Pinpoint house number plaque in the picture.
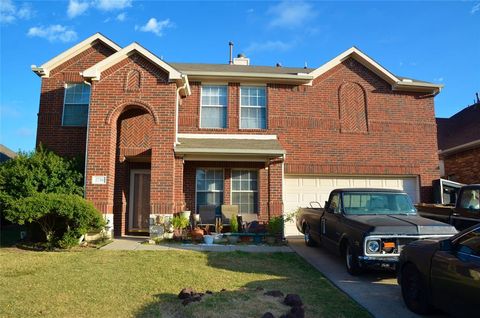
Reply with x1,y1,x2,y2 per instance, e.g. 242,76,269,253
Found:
92,176,107,185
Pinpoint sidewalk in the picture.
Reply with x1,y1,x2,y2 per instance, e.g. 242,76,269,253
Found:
101,237,293,253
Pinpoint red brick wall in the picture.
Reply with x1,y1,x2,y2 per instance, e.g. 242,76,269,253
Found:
443,147,480,184
179,59,439,201
84,53,177,221
36,41,116,157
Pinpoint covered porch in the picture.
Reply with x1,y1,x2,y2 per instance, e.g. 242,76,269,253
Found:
175,134,286,225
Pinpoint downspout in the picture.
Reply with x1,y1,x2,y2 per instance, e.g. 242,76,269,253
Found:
82,79,92,197
175,75,188,145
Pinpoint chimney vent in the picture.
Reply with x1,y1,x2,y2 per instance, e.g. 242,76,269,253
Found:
233,53,250,66
228,41,234,65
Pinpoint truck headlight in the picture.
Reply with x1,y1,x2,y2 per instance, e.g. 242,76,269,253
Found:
367,240,380,253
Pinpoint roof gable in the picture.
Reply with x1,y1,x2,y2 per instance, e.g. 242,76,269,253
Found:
82,42,183,81
309,47,443,93
31,33,121,77
82,42,190,96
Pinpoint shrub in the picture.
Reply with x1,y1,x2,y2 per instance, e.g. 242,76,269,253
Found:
171,215,189,230
0,146,83,212
230,215,239,233
267,216,284,236
4,193,104,248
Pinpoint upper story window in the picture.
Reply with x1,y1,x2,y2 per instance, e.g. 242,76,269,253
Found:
240,86,266,129
63,83,90,127
200,85,227,128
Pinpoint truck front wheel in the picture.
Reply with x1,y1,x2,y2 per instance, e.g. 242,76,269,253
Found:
344,242,361,275
303,224,316,247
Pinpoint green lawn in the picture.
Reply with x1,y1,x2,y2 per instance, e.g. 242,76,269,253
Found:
0,248,370,318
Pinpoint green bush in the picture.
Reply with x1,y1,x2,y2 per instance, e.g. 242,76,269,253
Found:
267,216,284,236
4,193,104,248
230,215,239,233
0,145,83,212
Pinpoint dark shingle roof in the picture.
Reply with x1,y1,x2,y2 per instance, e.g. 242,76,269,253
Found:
175,137,285,156
169,62,314,75
436,102,480,150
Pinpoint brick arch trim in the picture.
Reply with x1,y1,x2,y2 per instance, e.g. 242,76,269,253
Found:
338,81,368,133
105,99,159,125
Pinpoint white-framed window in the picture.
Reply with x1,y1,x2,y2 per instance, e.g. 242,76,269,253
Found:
232,169,258,214
62,83,90,126
240,86,266,129
200,85,227,128
196,168,224,213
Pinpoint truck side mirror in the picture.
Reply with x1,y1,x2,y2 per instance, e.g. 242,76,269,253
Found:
438,239,453,252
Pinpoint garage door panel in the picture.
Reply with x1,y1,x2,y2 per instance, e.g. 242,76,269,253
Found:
284,175,419,236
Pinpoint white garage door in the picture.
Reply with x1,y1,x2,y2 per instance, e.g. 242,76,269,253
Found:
283,175,419,236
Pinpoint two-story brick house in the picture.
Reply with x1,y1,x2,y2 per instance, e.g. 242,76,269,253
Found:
32,33,443,236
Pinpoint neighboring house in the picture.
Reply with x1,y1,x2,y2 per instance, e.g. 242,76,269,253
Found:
31,33,443,236
437,99,480,184
0,144,17,163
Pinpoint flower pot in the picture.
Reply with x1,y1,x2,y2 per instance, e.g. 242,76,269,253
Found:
253,235,264,244
266,236,276,245
203,235,214,245
212,233,223,244
227,234,239,244
181,210,191,220
173,229,183,240
163,232,173,239
191,227,204,242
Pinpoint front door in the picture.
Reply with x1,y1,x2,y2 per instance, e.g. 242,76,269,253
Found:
129,170,151,232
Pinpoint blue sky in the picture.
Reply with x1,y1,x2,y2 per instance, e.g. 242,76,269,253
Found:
1,0,479,152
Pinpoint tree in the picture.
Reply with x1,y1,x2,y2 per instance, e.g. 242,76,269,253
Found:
0,145,83,211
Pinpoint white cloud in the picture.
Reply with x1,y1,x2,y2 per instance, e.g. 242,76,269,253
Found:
116,12,126,21
1,0,34,24
245,40,294,53
267,0,317,28
96,0,132,11
135,18,172,36
471,3,480,14
27,25,78,43
434,77,444,83
67,0,90,18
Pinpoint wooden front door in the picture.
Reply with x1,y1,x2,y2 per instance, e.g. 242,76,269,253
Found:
129,170,151,232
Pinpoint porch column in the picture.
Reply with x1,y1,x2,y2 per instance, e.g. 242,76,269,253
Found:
268,158,284,218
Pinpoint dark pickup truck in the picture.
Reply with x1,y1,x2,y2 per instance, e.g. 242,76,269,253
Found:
296,188,458,275
417,184,480,231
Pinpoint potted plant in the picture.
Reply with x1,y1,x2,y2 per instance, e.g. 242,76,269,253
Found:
203,234,214,245
191,227,204,242
227,216,239,244
171,215,189,240
267,216,284,244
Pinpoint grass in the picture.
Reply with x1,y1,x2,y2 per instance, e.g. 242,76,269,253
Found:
0,249,371,318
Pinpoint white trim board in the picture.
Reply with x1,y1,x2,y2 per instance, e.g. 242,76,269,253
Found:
177,133,277,140
31,33,121,78
82,42,183,81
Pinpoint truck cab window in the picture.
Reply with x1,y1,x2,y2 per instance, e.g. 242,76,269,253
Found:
460,190,480,211
330,194,341,214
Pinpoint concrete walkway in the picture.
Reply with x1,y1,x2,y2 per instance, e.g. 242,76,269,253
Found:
101,237,293,253
288,238,448,318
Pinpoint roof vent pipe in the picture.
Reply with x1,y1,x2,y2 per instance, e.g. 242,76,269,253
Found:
229,41,234,65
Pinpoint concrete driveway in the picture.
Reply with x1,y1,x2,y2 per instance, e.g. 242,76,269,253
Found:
288,238,448,318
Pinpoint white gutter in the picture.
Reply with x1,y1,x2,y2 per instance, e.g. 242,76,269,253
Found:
83,80,92,197
175,75,190,145
439,139,480,156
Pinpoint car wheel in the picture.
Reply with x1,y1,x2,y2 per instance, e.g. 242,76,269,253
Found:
401,263,431,314
345,242,361,275
303,224,316,247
